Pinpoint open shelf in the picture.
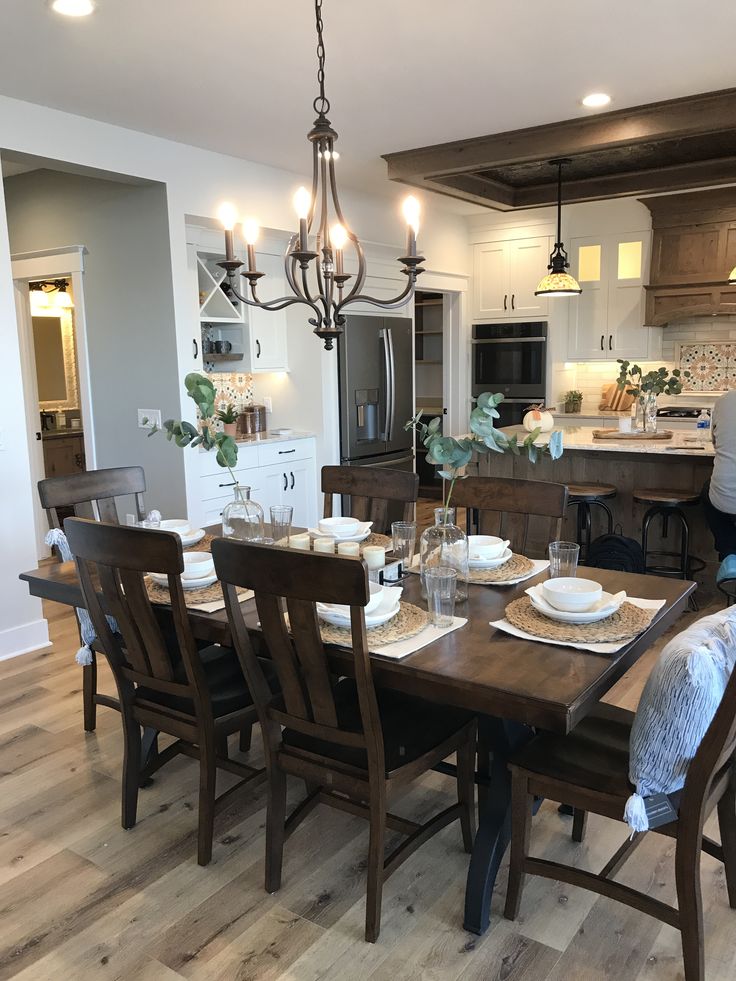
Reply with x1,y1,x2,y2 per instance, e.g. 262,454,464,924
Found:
197,251,243,324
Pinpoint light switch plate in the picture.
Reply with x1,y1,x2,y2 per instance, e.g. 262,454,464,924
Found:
263,396,272,413
138,409,161,429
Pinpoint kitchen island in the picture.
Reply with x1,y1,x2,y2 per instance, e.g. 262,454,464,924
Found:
483,426,717,577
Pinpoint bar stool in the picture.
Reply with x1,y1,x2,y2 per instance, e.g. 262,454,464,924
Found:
717,555,736,607
633,487,703,608
567,483,616,562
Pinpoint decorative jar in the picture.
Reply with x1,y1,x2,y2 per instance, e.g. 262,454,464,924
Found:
222,484,264,541
419,506,468,602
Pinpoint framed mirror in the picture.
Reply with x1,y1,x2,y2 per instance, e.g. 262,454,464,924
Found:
32,309,80,411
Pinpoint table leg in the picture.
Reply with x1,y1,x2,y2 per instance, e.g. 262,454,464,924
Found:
463,715,535,935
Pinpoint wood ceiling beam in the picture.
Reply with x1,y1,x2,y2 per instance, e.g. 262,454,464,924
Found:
382,88,736,190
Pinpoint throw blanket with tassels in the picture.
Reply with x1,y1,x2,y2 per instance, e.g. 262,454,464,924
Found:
45,529,119,666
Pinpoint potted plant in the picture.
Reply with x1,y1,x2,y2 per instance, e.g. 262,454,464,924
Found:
217,402,238,438
616,360,689,433
563,390,583,414
405,392,563,598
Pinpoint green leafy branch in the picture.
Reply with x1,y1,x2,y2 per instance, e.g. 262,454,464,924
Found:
405,392,564,516
616,359,691,399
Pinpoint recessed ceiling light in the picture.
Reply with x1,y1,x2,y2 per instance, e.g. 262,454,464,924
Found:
581,92,611,109
50,0,96,16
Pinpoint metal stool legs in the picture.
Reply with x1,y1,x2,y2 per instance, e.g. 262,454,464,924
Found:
641,504,699,611
570,499,614,562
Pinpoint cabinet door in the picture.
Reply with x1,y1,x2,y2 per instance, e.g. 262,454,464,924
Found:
508,237,549,317
248,253,288,372
609,236,651,359
567,239,609,360
472,243,509,319
257,464,288,517
284,457,318,529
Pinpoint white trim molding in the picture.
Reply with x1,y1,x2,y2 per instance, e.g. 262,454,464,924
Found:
0,618,50,661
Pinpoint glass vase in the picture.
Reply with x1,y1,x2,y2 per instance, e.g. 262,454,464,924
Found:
644,392,658,433
419,506,468,603
633,396,646,433
222,484,264,541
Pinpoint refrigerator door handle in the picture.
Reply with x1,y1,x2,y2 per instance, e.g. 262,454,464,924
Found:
386,327,396,443
380,327,392,441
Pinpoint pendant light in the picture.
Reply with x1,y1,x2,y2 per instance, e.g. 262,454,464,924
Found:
535,158,582,298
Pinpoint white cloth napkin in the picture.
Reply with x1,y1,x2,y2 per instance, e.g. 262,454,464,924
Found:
489,597,666,655
187,589,254,613
367,616,467,660
408,556,549,586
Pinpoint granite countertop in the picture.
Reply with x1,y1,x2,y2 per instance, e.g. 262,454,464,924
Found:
503,425,715,457
41,429,84,441
233,430,314,446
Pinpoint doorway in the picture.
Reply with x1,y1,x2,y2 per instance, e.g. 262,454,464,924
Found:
12,250,94,558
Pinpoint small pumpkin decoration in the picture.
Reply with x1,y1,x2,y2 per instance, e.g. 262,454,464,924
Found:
523,403,554,433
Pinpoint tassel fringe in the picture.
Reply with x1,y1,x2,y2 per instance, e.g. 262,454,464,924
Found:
624,792,649,835
75,645,93,667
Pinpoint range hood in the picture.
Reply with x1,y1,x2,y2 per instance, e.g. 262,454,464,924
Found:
641,188,736,325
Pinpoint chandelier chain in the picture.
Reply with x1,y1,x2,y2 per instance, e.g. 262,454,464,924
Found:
312,0,330,116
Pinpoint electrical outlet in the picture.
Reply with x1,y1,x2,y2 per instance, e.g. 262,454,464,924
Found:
138,409,161,429
126,514,136,526
263,396,272,413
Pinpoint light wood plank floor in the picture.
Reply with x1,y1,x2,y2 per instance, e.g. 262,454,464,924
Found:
2,585,735,980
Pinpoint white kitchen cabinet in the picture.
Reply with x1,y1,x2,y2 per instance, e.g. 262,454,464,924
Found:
472,237,550,320
248,252,289,372
260,457,318,529
567,233,660,361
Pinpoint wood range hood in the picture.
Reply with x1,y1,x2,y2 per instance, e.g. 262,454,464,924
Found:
640,188,736,326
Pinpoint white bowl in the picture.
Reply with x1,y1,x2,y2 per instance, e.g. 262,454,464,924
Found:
468,535,510,560
161,518,192,537
182,551,215,580
542,577,603,613
365,581,384,614
318,516,360,537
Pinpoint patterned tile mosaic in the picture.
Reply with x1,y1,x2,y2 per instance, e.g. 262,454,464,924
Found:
679,343,736,391
209,371,255,409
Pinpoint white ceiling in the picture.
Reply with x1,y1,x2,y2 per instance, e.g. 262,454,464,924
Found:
1,0,733,208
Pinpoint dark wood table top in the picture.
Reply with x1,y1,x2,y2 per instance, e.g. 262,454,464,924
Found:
20,527,695,734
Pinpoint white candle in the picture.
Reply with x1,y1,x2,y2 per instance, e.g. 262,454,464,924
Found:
362,545,385,570
289,533,311,550
314,537,335,554
337,541,360,557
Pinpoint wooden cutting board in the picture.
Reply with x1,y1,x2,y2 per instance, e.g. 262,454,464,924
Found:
592,428,674,440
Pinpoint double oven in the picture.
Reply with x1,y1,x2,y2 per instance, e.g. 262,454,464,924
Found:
471,322,548,428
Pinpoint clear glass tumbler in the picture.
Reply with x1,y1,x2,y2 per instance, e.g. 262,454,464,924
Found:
425,566,458,628
548,541,580,578
270,505,293,546
391,521,417,570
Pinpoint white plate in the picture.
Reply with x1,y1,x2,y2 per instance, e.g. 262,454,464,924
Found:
468,547,513,570
148,571,218,591
180,528,206,547
318,586,402,628
308,522,372,543
526,585,625,624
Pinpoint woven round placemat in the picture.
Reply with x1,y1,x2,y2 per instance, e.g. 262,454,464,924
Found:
184,534,215,552
468,553,534,584
318,601,430,647
504,596,656,644
145,577,249,609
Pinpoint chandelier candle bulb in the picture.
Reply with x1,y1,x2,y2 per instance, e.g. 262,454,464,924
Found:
243,218,259,272
402,196,421,258
294,186,311,253
218,203,239,262
331,224,347,276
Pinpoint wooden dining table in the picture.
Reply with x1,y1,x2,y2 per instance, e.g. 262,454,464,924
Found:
19,524,695,935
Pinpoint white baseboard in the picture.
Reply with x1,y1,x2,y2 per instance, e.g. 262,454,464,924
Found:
0,618,51,660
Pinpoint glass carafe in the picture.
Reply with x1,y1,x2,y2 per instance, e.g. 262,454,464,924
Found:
222,484,264,541
419,506,468,602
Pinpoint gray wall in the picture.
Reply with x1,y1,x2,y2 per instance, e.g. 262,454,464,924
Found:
4,169,186,516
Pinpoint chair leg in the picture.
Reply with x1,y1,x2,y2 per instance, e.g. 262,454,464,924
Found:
197,737,217,867
365,785,387,943
265,765,287,893
456,735,477,854
717,781,736,909
504,769,532,921
215,731,229,759
239,723,253,753
675,830,706,981
572,808,588,843
121,711,141,830
83,657,97,732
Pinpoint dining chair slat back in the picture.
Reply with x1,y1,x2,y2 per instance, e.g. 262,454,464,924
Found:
64,517,263,867
37,466,148,733
452,475,568,556
321,465,419,535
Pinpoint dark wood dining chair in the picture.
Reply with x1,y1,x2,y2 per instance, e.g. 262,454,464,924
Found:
451,475,568,557
503,688,736,981
321,465,420,536
64,517,264,866
38,466,148,732
212,539,477,942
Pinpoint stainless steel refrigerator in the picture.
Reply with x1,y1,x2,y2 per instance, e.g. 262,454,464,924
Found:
338,315,415,478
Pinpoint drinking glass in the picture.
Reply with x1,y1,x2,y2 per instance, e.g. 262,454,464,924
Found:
270,505,293,546
425,566,457,628
391,521,417,570
548,541,580,578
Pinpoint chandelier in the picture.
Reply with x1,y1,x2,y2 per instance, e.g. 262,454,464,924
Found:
217,0,425,350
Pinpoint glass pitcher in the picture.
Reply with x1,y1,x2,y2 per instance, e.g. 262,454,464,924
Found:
419,506,469,602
